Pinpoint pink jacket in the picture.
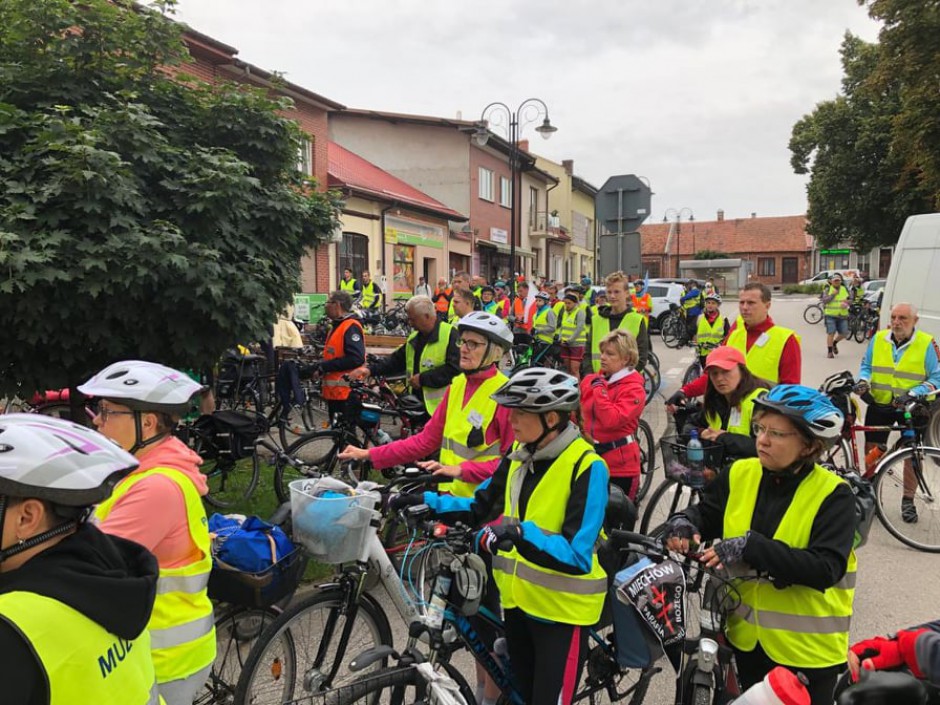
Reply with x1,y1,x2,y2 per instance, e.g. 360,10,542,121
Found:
580,370,646,478
96,436,209,569
368,366,514,485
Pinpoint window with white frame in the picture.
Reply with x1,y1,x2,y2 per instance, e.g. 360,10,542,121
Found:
499,176,511,207
297,136,313,176
478,167,494,201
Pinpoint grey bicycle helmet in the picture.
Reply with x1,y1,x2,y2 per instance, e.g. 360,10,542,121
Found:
457,311,513,351
490,367,581,412
79,360,205,415
705,292,722,304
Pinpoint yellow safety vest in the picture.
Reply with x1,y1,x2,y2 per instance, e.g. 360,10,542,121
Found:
705,387,767,436
552,301,565,320
824,285,848,317
439,371,508,497
696,314,726,356
532,306,555,344
0,592,163,705
723,458,856,668
404,321,454,415
726,324,796,385
340,278,358,293
492,437,608,625
361,281,381,308
682,291,701,311
560,307,587,346
590,310,644,373
95,467,215,684
869,329,933,405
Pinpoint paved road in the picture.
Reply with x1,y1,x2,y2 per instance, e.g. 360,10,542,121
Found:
372,295,939,704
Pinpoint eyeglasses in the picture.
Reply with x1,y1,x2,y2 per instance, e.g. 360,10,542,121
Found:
456,338,486,352
751,422,800,441
96,406,136,423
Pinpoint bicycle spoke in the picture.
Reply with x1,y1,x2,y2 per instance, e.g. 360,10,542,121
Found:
874,447,940,552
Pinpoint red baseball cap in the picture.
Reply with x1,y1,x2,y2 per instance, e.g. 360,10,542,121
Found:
705,346,745,371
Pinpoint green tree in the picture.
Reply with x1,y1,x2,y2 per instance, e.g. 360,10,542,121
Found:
789,33,931,251
0,0,342,400
694,250,729,260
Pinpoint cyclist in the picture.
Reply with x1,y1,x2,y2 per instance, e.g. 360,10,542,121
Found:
311,290,366,419
665,385,856,705
80,361,215,705
590,288,607,317
360,270,384,311
694,292,730,369
481,286,500,315
680,279,703,341
821,273,850,358
580,329,646,499
447,270,472,322
532,291,558,348
631,279,653,323
559,292,588,377
393,368,609,705
0,415,161,705
452,287,481,319
585,271,649,375
432,277,453,320
849,619,940,685
339,267,361,297
673,346,770,467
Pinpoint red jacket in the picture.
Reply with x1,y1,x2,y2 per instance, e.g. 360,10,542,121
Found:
580,369,646,479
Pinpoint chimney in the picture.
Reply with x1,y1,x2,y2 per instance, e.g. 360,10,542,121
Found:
517,139,529,152
717,209,724,222
751,212,757,218
562,159,574,176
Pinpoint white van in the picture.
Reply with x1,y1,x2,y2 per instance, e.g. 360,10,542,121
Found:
879,213,940,338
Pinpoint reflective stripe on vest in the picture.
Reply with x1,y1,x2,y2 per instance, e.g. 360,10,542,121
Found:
704,387,767,435
361,281,380,308
869,329,932,405
723,458,856,668
438,372,508,497
696,314,725,355
590,311,643,373
321,317,363,401
95,466,215,683
824,285,848,317
560,308,587,346
726,324,795,385
404,321,454,416
0,592,163,705
340,278,357,293
492,437,607,625
533,306,554,343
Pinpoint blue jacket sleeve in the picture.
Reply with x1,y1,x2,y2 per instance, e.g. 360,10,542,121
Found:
515,459,609,574
858,337,875,381
911,339,940,396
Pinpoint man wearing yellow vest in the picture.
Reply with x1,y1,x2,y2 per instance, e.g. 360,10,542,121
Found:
821,273,850,359
390,368,610,705
80,361,215,705
447,270,471,322
559,291,587,377
856,302,940,523
339,267,361,298
351,295,460,418
0,415,162,705
665,385,856,705
584,271,649,375
360,270,384,312
694,292,730,368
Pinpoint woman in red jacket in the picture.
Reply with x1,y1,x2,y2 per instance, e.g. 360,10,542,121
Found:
580,329,646,500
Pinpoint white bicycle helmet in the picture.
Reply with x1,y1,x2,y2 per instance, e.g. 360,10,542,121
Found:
705,292,722,304
535,291,551,301
457,311,513,351
491,367,581,412
79,360,205,415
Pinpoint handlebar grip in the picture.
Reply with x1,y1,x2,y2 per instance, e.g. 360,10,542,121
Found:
608,529,664,553
496,538,515,552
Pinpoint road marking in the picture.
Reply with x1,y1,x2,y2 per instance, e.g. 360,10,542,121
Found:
680,356,694,364
665,367,683,377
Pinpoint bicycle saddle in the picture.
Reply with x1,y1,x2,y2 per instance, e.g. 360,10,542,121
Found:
398,395,426,415
835,669,930,705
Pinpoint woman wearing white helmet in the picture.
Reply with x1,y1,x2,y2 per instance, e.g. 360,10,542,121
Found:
388,367,610,705
79,360,215,705
0,415,162,704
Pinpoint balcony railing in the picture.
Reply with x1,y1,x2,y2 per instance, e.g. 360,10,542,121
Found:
529,211,567,239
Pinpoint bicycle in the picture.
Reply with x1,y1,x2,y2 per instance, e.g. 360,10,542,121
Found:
232,470,450,704
336,515,661,705
506,331,563,373
681,343,719,387
803,301,824,325
660,305,690,349
632,418,657,503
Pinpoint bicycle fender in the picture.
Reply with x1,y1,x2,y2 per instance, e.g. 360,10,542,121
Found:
349,645,399,672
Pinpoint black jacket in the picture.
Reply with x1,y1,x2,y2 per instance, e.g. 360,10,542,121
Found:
369,320,461,394
684,397,758,462
682,460,855,591
0,524,158,705
319,313,366,373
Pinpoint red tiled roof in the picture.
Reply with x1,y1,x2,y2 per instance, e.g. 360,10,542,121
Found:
328,142,466,221
639,215,811,256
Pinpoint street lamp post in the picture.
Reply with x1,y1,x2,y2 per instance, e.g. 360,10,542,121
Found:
473,99,557,312
663,207,694,278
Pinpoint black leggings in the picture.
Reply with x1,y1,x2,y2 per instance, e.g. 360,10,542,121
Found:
735,642,843,705
503,608,589,705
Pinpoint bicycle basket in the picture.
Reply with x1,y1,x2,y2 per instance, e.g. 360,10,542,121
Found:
660,435,724,482
208,548,306,608
194,410,266,461
290,478,380,564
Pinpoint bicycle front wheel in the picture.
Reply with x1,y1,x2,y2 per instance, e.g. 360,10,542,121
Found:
234,589,393,703
661,317,682,349
682,361,702,387
873,446,940,552
803,304,823,325
640,479,699,535
201,453,261,509
634,419,656,504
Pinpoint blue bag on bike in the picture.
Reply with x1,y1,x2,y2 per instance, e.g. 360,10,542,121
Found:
209,514,294,573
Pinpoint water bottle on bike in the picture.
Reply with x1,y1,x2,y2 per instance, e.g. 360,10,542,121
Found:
687,429,705,489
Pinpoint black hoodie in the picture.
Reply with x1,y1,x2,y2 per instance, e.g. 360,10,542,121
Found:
0,523,158,705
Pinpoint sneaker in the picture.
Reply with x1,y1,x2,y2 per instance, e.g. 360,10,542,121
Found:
833,341,839,355
827,350,834,359
902,498,918,524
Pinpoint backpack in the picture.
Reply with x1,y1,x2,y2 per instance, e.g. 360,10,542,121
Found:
193,410,266,461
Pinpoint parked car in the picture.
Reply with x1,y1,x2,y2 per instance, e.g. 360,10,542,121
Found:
646,277,707,289
862,278,885,305
799,269,861,285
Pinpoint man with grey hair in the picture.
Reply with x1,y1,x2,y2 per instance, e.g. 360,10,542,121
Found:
857,301,940,523
312,290,365,419
352,294,459,417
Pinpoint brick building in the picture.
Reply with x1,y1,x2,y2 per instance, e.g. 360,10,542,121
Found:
639,212,813,288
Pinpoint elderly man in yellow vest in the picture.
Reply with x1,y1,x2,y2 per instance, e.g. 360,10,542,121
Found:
856,302,940,523
351,295,460,418
821,273,850,358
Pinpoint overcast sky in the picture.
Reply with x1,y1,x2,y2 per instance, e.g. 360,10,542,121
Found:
173,0,880,223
